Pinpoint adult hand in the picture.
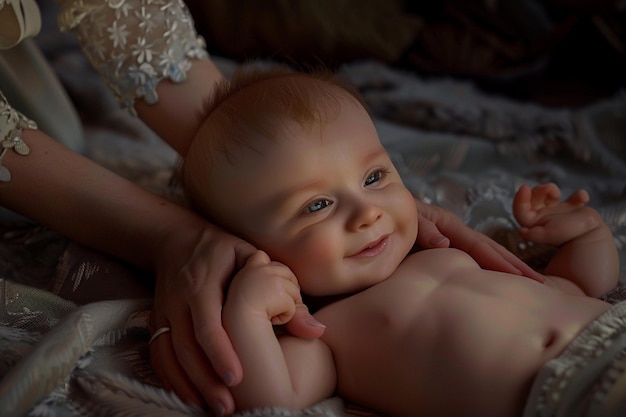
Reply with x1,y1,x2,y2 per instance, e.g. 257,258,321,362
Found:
414,199,545,282
149,219,324,416
149,222,251,415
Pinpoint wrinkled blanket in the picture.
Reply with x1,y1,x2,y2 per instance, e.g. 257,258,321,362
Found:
0,56,625,417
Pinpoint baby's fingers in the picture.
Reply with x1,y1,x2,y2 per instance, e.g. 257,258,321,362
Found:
530,183,561,207
243,250,271,268
513,184,536,226
565,189,590,206
252,264,303,327
514,183,563,226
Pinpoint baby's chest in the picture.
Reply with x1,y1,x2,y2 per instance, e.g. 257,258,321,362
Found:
315,289,439,410
316,282,434,366
317,276,431,336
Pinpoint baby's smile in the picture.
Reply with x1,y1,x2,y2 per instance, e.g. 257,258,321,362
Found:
348,234,390,258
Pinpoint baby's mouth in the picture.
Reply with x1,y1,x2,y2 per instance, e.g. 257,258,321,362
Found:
350,235,389,258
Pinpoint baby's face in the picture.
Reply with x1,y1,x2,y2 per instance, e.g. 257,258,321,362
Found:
207,99,418,296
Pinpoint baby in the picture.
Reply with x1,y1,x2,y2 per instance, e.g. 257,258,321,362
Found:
181,68,621,417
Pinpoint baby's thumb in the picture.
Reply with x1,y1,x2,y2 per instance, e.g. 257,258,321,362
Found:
243,250,271,268
285,304,326,339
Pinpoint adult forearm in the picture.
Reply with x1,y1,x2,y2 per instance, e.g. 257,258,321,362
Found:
56,0,225,156
134,59,225,156
0,128,203,271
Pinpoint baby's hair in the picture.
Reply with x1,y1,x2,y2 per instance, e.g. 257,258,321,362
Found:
181,66,368,217
201,67,347,132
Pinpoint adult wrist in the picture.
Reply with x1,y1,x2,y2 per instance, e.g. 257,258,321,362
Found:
148,203,213,274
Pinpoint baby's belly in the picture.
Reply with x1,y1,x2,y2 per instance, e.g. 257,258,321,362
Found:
436,267,613,364
405,288,610,416
318,258,612,416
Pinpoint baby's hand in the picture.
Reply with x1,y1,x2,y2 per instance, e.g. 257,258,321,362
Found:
226,250,304,326
512,183,601,246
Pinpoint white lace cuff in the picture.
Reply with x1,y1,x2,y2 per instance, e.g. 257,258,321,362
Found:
56,0,209,113
0,91,36,182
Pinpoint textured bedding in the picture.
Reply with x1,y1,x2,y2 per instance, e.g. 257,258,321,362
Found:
0,53,624,416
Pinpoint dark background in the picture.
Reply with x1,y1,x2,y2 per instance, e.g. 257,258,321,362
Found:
184,0,626,108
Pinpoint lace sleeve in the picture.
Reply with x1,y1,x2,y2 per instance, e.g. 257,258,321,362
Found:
56,0,208,113
0,91,36,181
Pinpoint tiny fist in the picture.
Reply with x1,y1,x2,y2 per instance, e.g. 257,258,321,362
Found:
247,250,271,266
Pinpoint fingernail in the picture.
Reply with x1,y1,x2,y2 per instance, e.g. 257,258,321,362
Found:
305,317,326,329
221,369,235,387
212,401,225,417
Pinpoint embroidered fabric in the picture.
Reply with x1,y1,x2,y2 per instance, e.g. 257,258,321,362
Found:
0,91,36,182
524,301,626,417
56,0,209,113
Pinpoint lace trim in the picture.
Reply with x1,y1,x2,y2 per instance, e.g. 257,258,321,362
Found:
0,92,36,182
528,301,626,417
56,0,209,114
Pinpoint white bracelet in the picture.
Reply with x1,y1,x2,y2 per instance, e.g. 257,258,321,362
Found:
0,91,36,182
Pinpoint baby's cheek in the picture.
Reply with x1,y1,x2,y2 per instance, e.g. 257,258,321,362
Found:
397,191,419,241
287,230,342,288
293,230,340,269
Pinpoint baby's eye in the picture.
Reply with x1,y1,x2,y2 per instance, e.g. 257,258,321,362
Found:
364,170,384,186
305,199,333,213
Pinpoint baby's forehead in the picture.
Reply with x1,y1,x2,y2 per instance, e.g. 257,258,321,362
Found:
214,76,363,153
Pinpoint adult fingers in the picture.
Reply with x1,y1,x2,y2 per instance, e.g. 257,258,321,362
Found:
467,239,545,283
167,305,236,416
150,291,236,416
148,322,205,407
184,265,242,389
414,203,451,248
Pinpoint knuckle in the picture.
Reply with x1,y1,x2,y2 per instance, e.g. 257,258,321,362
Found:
178,266,195,286
582,208,603,229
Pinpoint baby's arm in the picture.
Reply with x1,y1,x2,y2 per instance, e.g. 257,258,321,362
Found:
513,183,619,297
222,251,336,412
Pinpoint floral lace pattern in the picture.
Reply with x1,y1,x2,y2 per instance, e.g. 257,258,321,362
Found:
0,91,36,182
56,0,208,112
